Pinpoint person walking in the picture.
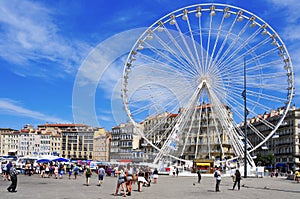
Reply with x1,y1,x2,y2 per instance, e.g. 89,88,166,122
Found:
294,170,300,183
73,164,79,180
152,168,159,184
214,167,222,192
197,168,201,183
68,165,73,180
114,168,127,197
97,165,105,186
232,169,241,190
84,166,92,186
125,166,134,196
176,167,179,177
137,168,147,192
7,163,18,192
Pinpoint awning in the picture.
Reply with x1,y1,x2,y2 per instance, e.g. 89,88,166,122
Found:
52,157,69,162
276,163,287,167
196,163,210,166
119,159,132,163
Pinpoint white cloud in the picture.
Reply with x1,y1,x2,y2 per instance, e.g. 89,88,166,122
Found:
0,0,90,78
0,98,70,123
264,0,300,105
266,0,300,21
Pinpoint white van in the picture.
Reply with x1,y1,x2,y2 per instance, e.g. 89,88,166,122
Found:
16,156,38,170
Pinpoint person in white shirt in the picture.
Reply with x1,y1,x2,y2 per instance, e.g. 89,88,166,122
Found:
214,167,222,192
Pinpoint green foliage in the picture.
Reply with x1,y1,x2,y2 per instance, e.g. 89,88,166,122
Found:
254,153,275,166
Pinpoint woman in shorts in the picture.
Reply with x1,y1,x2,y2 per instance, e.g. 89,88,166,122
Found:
137,168,147,192
125,166,135,196
114,168,127,197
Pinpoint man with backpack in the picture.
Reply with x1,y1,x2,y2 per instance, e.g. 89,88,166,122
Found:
84,165,92,186
214,167,222,192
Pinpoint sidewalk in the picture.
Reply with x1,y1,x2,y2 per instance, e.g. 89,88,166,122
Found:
0,174,299,199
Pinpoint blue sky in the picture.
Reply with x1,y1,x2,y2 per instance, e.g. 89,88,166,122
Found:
0,0,299,131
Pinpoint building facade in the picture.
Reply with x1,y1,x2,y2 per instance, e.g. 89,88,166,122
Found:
0,129,19,156
140,104,234,163
93,128,111,161
247,106,300,171
110,123,136,162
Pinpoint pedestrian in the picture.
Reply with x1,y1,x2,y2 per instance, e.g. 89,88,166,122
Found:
137,168,147,192
68,164,73,180
7,163,18,192
172,167,176,176
232,169,241,190
125,166,134,196
0,161,2,179
54,165,59,179
176,167,179,176
197,168,201,183
6,161,12,180
214,167,222,192
45,164,50,178
97,165,105,186
84,165,92,186
275,169,279,178
144,167,151,186
294,170,300,183
153,168,159,184
73,164,79,180
114,168,127,197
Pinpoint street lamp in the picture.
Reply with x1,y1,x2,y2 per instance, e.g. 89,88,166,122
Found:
242,57,249,178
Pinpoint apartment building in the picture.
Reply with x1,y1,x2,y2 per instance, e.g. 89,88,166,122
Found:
247,106,300,171
93,128,111,161
0,128,19,156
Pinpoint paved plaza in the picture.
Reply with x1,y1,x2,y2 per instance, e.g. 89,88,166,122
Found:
0,173,299,199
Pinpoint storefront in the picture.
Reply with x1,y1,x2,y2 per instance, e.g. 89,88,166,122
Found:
193,159,214,173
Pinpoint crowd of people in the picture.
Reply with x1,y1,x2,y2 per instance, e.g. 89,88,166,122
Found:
113,165,158,197
1,160,160,196
2,159,300,195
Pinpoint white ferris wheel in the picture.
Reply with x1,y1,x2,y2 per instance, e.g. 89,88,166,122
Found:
121,3,294,167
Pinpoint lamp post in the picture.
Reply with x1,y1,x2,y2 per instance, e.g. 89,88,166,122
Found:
242,57,248,178
220,133,223,170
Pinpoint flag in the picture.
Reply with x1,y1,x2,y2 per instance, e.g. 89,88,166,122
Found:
168,140,177,151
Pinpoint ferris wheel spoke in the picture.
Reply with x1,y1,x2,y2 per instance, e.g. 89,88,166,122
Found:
140,42,197,77
217,37,274,74
207,15,226,73
210,14,240,74
204,14,215,71
216,27,262,72
198,13,206,74
246,90,287,104
173,17,199,68
246,59,282,73
212,20,250,73
162,23,198,71
185,16,202,73
149,31,199,76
